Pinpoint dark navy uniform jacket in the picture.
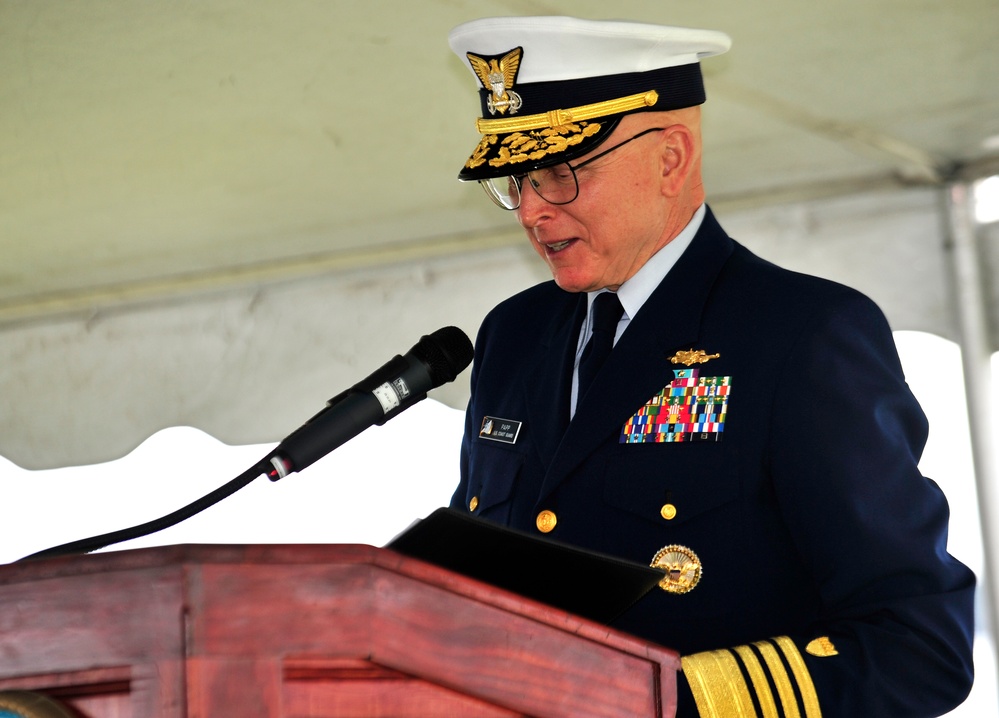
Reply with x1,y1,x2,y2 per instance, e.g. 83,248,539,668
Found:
450,207,975,717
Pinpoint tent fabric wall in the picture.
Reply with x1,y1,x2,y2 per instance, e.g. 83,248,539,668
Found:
2,186,994,470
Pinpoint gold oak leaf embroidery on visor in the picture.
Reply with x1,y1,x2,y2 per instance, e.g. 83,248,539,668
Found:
466,122,603,170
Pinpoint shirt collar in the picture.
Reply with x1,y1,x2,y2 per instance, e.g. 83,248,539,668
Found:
586,203,706,321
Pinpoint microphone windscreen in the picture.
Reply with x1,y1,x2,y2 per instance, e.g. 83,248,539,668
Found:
415,326,474,386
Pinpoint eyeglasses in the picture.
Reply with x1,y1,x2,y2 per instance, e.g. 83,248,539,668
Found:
479,127,666,210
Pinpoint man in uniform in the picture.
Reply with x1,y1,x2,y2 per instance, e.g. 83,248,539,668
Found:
446,15,975,717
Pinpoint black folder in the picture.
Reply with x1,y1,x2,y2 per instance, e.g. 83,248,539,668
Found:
387,507,664,624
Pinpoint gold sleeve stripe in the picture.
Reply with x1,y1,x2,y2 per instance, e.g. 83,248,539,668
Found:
754,640,801,718
681,649,757,717
733,645,779,718
775,636,823,718
475,90,659,134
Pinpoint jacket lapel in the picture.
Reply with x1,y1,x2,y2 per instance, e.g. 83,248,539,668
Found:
538,208,735,500
521,290,587,470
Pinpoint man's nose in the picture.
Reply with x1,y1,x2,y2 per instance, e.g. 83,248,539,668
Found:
516,179,555,226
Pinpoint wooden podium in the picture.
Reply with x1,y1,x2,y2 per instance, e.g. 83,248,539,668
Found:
0,544,679,717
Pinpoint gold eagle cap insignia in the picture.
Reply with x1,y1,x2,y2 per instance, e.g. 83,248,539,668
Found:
467,47,524,116
670,349,721,367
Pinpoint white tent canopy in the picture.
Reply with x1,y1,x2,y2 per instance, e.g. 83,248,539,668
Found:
2,0,997,467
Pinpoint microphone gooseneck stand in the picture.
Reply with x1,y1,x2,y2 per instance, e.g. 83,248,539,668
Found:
18,326,474,563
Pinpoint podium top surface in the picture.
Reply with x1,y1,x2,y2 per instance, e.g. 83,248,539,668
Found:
1,542,680,718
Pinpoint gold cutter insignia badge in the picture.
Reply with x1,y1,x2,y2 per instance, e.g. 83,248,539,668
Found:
670,349,720,367
467,48,523,116
650,544,702,594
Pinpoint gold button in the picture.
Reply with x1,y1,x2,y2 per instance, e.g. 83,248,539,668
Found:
536,510,557,533
660,503,677,520
469,496,479,512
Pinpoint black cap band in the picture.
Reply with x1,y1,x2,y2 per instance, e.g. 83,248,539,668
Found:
476,63,705,119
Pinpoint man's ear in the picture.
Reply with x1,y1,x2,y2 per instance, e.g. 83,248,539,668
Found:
659,123,698,198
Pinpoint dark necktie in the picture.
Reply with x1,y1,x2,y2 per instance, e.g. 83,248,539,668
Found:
577,291,624,400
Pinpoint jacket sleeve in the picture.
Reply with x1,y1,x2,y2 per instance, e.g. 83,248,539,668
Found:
450,309,492,513
449,401,476,512
678,291,975,718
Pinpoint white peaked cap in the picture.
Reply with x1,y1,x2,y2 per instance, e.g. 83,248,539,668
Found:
448,16,731,180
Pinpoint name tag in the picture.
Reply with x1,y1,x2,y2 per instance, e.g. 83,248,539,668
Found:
479,416,522,444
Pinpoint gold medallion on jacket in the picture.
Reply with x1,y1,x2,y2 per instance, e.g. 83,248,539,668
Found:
650,544,702,594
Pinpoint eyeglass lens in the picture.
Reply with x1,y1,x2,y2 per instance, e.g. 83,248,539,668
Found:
481,165,579,210
477,128,667,210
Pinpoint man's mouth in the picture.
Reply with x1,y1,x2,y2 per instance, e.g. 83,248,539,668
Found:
546,239,573,253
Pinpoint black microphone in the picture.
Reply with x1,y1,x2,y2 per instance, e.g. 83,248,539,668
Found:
266,326,473,480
